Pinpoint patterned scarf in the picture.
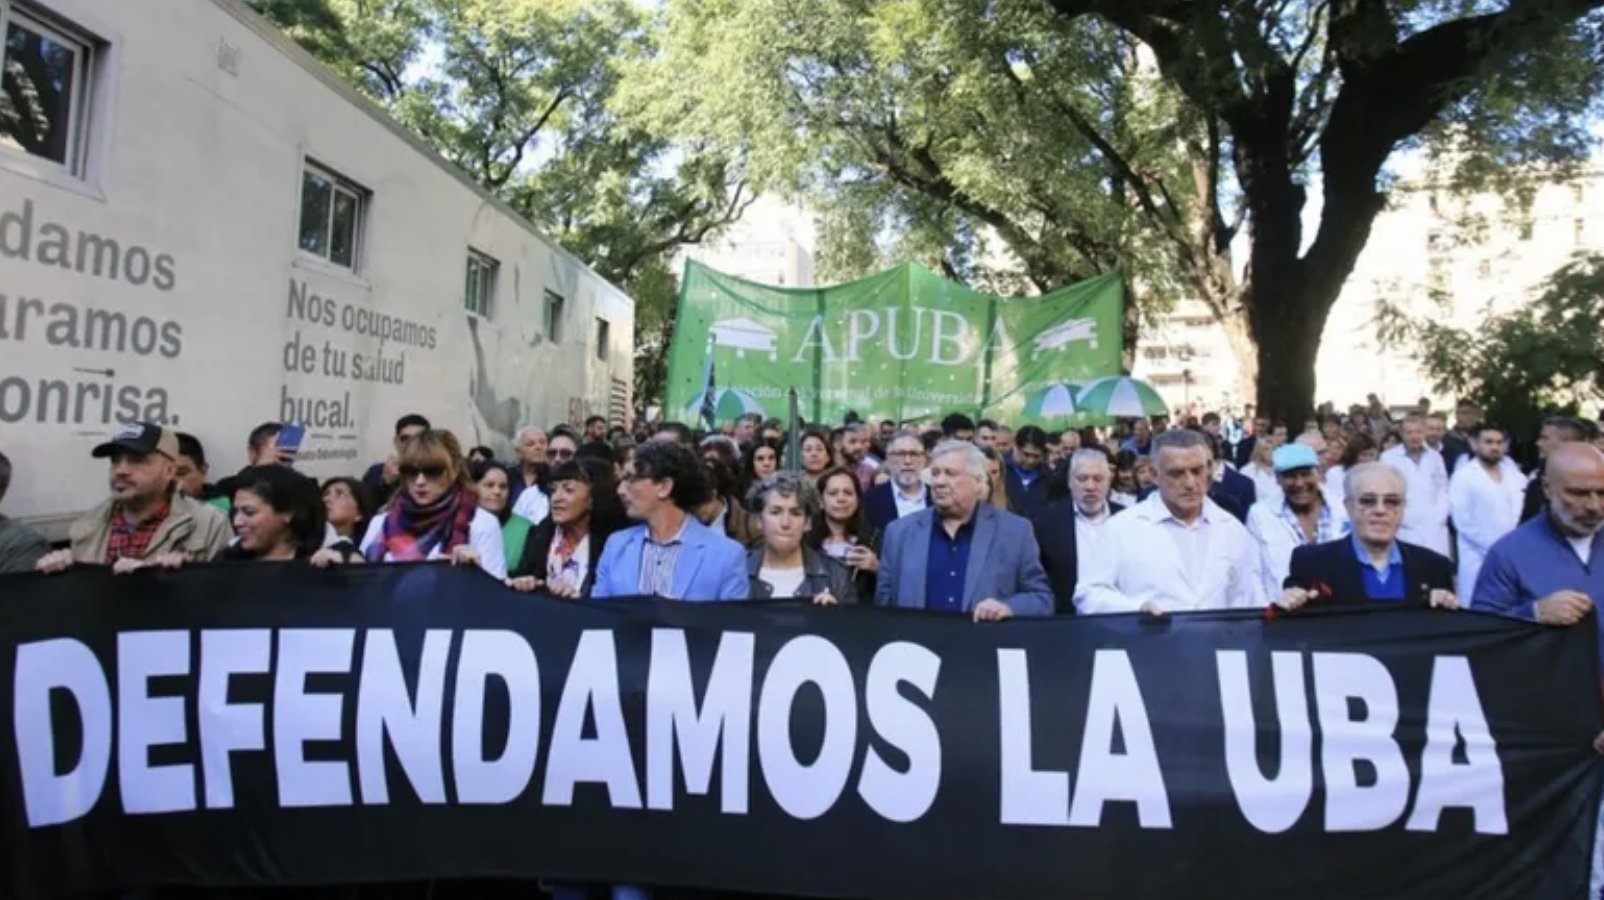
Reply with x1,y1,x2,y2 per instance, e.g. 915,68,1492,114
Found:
366,485,474,563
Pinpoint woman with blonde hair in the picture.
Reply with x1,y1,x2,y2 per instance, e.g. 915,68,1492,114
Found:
358,429,507,578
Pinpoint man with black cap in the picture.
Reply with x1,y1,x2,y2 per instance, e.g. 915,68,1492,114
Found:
34,422,232,573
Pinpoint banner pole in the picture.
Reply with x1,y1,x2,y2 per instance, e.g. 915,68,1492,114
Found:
787,388,802,474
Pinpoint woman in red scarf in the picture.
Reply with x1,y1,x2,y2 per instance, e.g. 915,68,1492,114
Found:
357,429,506,578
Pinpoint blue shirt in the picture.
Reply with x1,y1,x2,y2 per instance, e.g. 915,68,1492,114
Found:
926,515,977,614
1352,534,1406,600
1472,515,1604,665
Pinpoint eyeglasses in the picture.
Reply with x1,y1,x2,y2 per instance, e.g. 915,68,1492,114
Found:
400,464,447,480
1355,494,1404,510
889,450,926,459
550,449,576,461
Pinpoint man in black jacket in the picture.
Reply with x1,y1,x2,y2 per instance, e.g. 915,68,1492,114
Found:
1031,448,1123,613
1279,462,1456,610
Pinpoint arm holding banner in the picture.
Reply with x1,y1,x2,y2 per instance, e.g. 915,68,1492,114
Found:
1073,518,1143,615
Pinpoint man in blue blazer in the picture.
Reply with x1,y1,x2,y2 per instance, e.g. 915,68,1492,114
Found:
591,440,748,601
875,440,1054,620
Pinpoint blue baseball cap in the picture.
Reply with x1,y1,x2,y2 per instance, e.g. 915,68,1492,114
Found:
1272,443,1321,474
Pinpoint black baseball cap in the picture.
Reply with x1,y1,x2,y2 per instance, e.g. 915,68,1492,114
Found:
91,422,179,460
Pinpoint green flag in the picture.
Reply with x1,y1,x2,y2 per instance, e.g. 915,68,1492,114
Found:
665,261,1125,426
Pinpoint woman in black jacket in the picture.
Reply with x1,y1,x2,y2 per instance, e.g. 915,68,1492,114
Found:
745,472,857,604
506,458,625,598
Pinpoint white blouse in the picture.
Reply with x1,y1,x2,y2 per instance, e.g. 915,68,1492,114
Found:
359,506,508,579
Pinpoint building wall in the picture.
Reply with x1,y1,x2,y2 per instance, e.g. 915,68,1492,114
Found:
0,0,632,533
676,194,818,287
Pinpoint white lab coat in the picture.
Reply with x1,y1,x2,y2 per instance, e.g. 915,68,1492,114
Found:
1243,463,1283,510
1324,465,1348,508
1449,457,1525,595
1246,498,1351,600
511,484,550,524
1380,446,1450,555
1075,494,1268,614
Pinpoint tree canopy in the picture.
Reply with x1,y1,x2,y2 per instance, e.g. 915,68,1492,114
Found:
630,0,1604,422
247,0,752,407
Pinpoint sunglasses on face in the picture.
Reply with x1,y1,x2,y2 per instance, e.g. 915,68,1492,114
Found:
1355,494,1404,510
550,449,576,460
400,465,448,480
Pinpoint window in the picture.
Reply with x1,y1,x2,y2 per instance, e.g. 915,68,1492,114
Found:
543,289,565,341
298,162,367,270
464,250,497,318
595,318,610,360
0,3,95,174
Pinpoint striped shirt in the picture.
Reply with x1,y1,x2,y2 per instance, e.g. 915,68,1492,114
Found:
637,519,690,598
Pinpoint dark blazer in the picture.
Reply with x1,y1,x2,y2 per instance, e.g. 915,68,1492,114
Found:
1030,499,1124,614
1227,434,1257,470
509,515,620,597
1004,466,1051,519
864,481,929,534
1209,467,1256,524
1285,536,1454,605
1440,434,1471,476
1522,461,1548,522
746,547,860,604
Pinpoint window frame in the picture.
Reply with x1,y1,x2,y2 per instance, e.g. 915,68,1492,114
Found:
297,160,369,273
0,0,97,178
595,317,610,361
464,249,498,319
544,289,565,342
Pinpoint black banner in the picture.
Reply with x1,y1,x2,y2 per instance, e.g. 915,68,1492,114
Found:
0,564,1600,900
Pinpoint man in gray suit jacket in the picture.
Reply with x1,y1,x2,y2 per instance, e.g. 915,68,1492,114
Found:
875,440,1055,620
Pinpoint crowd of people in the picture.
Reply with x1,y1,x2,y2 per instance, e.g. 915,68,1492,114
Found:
1,395,1604,895
1,398,1601,624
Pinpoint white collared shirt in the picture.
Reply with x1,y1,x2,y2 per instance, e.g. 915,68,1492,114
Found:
892,482,928,519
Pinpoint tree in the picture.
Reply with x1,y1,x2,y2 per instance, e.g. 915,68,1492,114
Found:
1378,253,1604,449
246,0,754,407
632,0,1604,424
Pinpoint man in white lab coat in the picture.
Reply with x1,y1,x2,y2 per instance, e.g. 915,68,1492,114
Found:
1380,414,1450,555
1449,423,1525,595
1247,443,1351,599
1076,429,1268,614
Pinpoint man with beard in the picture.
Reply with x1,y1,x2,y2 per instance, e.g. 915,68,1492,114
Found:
864,430,930,533
34,423,232,573
1247,443,1350,600
1448,423,1525,596
1471,443,1604,899
1032,448,1124,611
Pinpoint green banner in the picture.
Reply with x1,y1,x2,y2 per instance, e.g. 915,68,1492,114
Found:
664,260,1125,427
